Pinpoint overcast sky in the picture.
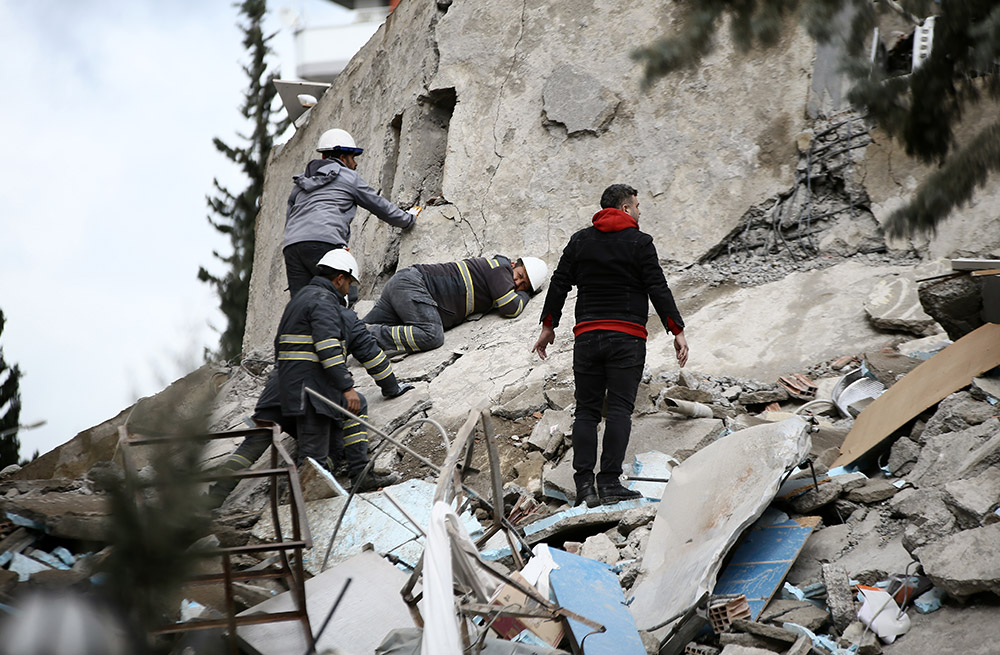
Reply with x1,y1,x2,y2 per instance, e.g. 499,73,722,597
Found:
0,1,350,459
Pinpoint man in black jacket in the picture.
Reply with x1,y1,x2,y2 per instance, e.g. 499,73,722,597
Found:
531,184,689,507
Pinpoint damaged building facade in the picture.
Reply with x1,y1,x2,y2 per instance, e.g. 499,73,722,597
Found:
1,1,1000,654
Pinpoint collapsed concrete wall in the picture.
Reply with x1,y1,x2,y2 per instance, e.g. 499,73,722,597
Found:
244,0,817,355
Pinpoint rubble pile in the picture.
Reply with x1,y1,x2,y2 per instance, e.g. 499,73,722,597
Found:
0,313,997,653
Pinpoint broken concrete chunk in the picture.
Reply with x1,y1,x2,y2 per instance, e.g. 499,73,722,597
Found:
844,478,898,504
0,494,111,541
758,600,829,633
788,480,841,513
238,551,416,655
663,386,716,405
618,504,658,536
581,533,619,565
839,621,882,655
821,564,854,634
943,466,1000,528
887,437,920,476
901,490,958,554
542,65,620,136
921,391,996,440
526,409,572,452
786,523,850,585
908,418,1000,488
917,523,1000,599
298,457,344,502
865,275,940,336
738,388,790,405
863,351,923,387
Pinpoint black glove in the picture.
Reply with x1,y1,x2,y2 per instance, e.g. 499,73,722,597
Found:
382,382,415,399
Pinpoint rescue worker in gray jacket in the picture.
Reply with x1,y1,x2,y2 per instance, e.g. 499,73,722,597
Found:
284,128,418,296
363,255,548,354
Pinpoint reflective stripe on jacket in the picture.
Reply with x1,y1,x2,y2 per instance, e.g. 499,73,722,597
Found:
415,255,529,329
275,276,396,418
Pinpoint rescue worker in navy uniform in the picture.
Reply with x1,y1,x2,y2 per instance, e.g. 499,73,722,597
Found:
283,128,418,297
531,184,689,507
363,255,549,354
209,249,413,506
276,248,414,491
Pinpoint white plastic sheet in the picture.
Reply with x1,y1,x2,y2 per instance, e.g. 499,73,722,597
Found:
857,587,911,644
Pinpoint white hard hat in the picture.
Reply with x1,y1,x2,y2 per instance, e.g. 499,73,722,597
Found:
317,128,363,155
519,256,548,292
317,249,360,283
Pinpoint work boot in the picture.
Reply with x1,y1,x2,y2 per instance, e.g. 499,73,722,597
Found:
575,483,599,508
597,482,642,505
350,470,401,493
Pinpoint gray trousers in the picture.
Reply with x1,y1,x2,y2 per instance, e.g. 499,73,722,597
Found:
363,267,445,353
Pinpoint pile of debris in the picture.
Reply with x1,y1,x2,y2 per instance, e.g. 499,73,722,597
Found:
0,315,996,654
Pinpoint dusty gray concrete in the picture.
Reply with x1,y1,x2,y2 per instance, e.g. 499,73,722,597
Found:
864,274,940,336
243,1,817,357
649,261,916,380
917,524,1000,599
881,600,1000,655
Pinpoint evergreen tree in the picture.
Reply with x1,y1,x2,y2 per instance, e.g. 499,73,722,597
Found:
0,309,22,468
200,0,287,361
634,0,1000,238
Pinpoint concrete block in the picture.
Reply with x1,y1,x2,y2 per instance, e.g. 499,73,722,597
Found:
917,523,1000,599
581,533,620,565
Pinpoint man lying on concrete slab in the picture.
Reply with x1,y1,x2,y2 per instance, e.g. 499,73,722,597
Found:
363,255,548,354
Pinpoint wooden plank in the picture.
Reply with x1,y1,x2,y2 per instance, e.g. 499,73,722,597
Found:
549,548,645,655
833,323,1000,468
713,511,820,619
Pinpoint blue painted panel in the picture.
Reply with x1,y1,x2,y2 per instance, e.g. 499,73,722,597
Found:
549,548,645,655
713,510,819,620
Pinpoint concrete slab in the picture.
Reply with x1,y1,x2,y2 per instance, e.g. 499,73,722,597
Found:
629,418,811,636
481,499,651,561
647,262,924,381
916,523,1000,599
237,551,416,655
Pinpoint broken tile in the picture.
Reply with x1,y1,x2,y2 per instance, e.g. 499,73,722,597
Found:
549,548,645,655
9,552,52,582
714,509,820,619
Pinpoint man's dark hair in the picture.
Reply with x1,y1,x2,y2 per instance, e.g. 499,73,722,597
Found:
316,265,349,280
600,184,638,210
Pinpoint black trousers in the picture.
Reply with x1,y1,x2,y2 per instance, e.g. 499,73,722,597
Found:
284,241,358,303
571,330,646,490
296,398,368,476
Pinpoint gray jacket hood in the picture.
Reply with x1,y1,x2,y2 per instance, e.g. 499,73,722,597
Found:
292,159,342,193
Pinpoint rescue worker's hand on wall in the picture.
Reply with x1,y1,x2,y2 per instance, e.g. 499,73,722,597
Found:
674,331,689,368
343,388,362,413
532,326,556,360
